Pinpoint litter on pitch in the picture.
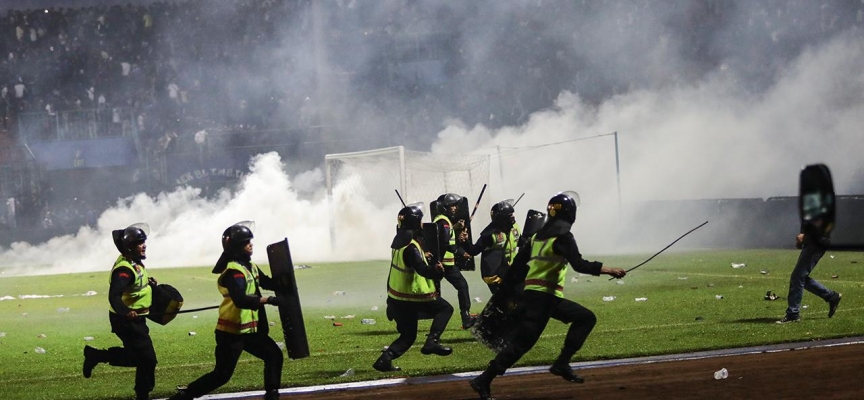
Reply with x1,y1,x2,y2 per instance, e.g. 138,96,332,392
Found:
715,295,724,300
731,263,746,269
635,297,648,302
340,368,355,377
83,336,94,341
34,347,46,354
371,306,379,311
602,296,616,302
713,368,728,379
473,297,483,303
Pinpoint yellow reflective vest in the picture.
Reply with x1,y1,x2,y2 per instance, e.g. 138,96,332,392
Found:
433,214,456,267
216,261,260,334
109,255,152,315
387,239,437,302
523,235,568,298
490,223,521,265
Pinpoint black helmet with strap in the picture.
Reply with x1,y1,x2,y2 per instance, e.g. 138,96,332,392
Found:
112,222,149,259
437,193,462,215
490,199,515,228
222,221,255,252
398,202,424,231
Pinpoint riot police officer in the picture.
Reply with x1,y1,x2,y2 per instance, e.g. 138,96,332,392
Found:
373,203,454,372
433,193,475,329
460,199,521,294
469,192,626,400
169,222,284,400
83,223,159,400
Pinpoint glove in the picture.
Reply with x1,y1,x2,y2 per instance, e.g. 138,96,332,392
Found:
482,275,502,285
266,296,286,307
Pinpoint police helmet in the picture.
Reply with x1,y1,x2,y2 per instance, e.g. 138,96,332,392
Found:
122,223,149,246
547,191,580,224
112,223,149,258
398,202,424,231
437,193,462,214
490,199,515,227
222,221,255,252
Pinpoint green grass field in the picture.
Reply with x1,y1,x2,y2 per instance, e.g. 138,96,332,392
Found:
1,249,862,400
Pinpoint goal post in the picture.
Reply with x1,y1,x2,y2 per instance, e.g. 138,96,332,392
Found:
325,145,490,251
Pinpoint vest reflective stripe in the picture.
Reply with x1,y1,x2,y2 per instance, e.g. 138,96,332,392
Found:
433,214,456,267
387,239,437,302
216,262,260,334
109,255,152,315
524,236,568,298
491,223,521,264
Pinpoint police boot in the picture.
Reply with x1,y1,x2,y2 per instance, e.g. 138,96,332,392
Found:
263,389,280,400
461,310,477,329
420,331,453,356
469,361,501,400
372,350,402,372
82,345,106,378
135,392,150,400
549,362,585,383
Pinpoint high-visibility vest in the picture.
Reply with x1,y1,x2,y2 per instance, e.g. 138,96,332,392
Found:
433,214,456,266
216,261,260,334
523,235,567,298
491,223,521,265
387,239,437,302
109,255,152,315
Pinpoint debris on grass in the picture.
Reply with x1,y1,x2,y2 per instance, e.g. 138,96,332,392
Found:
731,263,746,269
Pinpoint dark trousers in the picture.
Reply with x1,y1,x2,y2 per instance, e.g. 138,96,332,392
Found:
108,312,158,395
183,330,284,398
441,266,472,313
494,290,597,371
385,296,453,358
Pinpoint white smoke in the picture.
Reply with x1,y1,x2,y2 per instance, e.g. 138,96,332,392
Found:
0,153,394,276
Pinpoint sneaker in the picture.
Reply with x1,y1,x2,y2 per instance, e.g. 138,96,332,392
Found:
828,293,842,318
82,345,99,378
549,363,585,383
775,315,800,324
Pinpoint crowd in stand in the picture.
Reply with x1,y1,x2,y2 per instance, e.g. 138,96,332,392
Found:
0,0,862,236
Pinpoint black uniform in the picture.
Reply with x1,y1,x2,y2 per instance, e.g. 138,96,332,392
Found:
434,215,474,327
82,259,158,400
170,253,283,400
373,230,453,372
463,228,516,294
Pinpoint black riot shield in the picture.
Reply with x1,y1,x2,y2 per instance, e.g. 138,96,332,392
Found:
266,239,310,359
454,196,475,271
422,222,440,265
471,284,521,353
518,209,547,247
146,284,184,326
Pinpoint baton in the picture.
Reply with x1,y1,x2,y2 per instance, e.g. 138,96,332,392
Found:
395,189,406,207
609,221,709,280
148,305,220,317
513,193,525,207
470,184,488,221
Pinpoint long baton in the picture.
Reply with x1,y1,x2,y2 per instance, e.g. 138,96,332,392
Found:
148,305,220,317
513,193,525,207
469,184,488,221
609,221,709,280
395,189,406,207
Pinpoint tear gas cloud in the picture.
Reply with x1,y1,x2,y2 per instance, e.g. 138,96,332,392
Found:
1,1,862,275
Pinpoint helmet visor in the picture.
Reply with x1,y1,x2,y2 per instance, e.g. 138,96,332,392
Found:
234,220,256,233
560,191,581,207
129,222,150,237
407,202,424,215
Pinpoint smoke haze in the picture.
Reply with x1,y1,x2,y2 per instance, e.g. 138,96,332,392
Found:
1,0,862,275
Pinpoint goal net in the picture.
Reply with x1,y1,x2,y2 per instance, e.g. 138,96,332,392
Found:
325,146,491,250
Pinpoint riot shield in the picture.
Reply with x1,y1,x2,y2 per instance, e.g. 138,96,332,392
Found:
146,284,184,326
471,285,520,353
799,164,835,236
454,196,475,271
422,222,440,265
266,239,310,359
519,209,547,246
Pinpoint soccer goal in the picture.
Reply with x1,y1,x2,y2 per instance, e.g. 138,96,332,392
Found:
325,146,490,249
